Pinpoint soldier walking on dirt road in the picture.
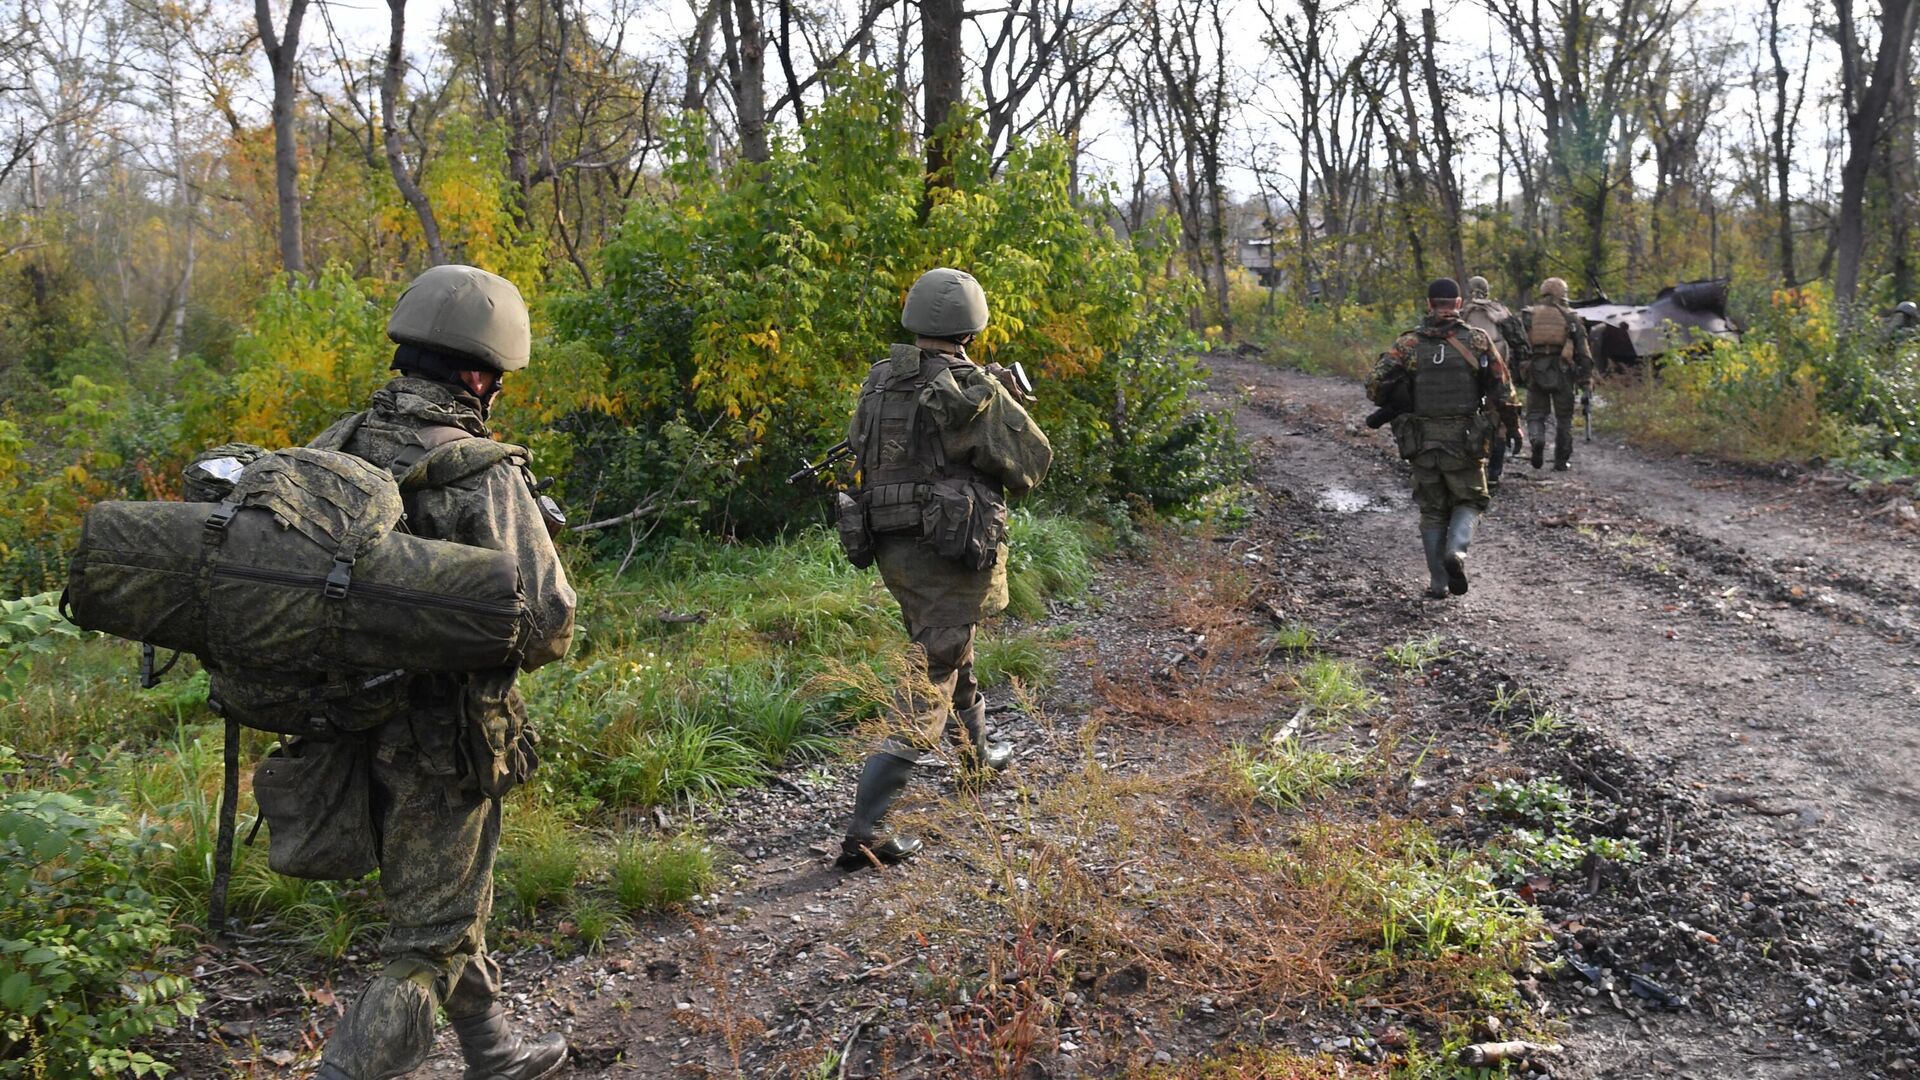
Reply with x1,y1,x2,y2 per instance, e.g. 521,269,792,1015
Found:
1520,277,1594,472
311,266,577,1080
1462,275,1528,493
833,268,1054,870
1367,278,1521,599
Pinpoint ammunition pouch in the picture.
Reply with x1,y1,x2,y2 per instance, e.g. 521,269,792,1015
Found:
209,667,412,739
1390,415,1422,459
834,492,875,569
866,482,928,535
459,670,537,800
922,477,1008,571
251,738,378,881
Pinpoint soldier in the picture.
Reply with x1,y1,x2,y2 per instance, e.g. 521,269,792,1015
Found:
836,268,1054,870
1519,277,1593,472
1367,278,1521,599
1462,275,1528,492
1882,300,1920,344
310,265,576,1080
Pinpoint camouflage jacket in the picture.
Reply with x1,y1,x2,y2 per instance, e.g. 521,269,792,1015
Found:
1368,314,1521,432
311,377,576,793
857,345,1052,628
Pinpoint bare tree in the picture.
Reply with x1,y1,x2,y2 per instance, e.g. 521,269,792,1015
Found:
922,0,964,197
1416,7,1464,284
1832,0,1920,310
380,0,446,265
256,0,310,275
1484,0,1680,293
1761,0,1814,286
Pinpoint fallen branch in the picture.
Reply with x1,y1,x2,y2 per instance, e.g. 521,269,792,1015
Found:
569,498,701,534
1456,1040,1562,1067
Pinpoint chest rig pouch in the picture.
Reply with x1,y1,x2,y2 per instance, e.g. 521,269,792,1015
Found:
852,346,1008,571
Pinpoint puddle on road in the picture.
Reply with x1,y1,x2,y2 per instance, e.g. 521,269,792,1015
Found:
1315,485,1400,513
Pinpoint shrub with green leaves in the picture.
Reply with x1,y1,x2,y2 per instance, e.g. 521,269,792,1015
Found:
0,593,80,702
551,70,1226,535
0,748,199,1078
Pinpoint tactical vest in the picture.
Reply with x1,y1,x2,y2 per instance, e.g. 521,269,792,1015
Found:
1528,303,1570,348
1409,333,1484,418
853,344,992,534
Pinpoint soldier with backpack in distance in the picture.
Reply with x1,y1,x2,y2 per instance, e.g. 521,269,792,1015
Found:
832,268,1053,870
308,266,576,1080
1519,277,1594,472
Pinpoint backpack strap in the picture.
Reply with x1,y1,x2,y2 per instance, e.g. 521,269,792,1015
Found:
387,423,474,482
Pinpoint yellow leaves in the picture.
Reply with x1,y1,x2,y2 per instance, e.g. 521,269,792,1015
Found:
742,329,782,352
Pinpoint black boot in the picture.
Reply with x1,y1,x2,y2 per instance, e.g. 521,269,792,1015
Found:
954,699,1013,772
1442,506,1480,596
1530,442,1544,470
837,752,922,870
449,1006,567,1080
1420,526,1450,600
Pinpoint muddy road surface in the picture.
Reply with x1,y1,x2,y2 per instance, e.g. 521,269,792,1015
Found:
1217,353,1920,940
172,355,1920,1080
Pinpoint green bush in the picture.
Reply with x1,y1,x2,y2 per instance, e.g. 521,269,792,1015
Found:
551,70,1221,536
0,748,199,1078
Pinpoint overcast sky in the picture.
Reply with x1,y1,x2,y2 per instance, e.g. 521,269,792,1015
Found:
305,0,1844,208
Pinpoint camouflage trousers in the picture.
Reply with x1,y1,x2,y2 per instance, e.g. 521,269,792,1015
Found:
1408,447,1491,529
1526,385,1577,466
877,620,980,762
321,729,502,1078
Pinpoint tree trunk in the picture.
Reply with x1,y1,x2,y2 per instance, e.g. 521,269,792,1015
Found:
255,0,310,277
1417,8,1465,284
683,0,720,112
383,0,448,266
729,0,769,163
1834,0,1920,311
1765,0,1799,286
922,0,964,205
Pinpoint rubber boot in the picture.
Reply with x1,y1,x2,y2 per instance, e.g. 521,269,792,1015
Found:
450,1006,568,1080
1530,441,1544,470
1442,506,1480,596
1554,424,1573,471
836,752,922,870
317,973,436,1080
954,699,1013,772
1420,526,1450,600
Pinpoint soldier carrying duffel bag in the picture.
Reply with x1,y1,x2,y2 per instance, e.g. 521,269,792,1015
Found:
64,265,577,1080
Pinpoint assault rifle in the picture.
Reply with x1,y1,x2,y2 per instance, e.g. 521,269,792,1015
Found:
789,440,853,485
1581,390,1593,442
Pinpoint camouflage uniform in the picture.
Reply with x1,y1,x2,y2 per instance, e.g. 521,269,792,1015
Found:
864,343,1040,758
836,318,1053,871
310,383,574,1072
1461,286,1528,490
1369,312,1519,598
1520,295,1593,470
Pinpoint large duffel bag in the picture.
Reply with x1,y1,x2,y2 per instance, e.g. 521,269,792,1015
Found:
65,446,526,675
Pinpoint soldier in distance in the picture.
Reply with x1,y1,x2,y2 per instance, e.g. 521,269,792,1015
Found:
1367,277,1521,599
1519,277,1594,472
836,268,1054,870
1462,275,1529,494
310,266,576,1080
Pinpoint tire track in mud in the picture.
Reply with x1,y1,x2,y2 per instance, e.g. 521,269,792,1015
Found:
1217,351,1920,1078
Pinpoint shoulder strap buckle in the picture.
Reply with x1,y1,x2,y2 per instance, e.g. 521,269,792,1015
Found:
203,499,240,542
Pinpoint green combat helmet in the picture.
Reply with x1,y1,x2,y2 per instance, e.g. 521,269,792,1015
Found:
1468,275,1491,301
387,264,531,371
902,267,989,339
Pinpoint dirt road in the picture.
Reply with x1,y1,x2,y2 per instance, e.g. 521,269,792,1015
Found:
1218,353,1920,938
181,355,1920,1079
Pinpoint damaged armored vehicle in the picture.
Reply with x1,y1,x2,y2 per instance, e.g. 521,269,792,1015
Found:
1571,278,1740,371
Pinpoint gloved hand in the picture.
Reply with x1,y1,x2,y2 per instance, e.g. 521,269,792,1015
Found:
1506,430,1524,455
